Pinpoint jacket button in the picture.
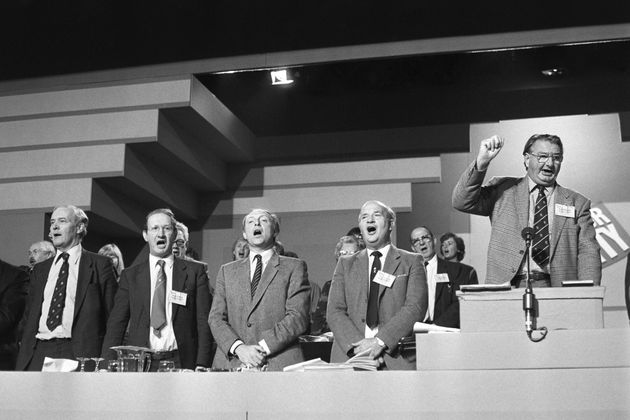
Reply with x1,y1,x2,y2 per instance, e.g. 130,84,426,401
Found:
247,323,252,327
361,318,365,323
519,250,524,255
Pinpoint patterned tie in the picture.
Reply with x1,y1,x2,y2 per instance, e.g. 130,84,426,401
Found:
366,251,382,328
46,252,69,332
150,259,167,337
532,185,550,267
251,254,262,299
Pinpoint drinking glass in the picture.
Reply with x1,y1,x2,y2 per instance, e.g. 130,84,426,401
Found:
91,357,105,372
157,360,175,372
76,357,89,372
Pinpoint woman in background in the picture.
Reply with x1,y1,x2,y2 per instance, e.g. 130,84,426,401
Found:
98,243,125,282
439,232,466,263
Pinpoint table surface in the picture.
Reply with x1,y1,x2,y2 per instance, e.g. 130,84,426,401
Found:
1,367,629,420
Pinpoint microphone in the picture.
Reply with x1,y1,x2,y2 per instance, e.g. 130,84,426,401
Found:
520,226,547,342
521,227,534,242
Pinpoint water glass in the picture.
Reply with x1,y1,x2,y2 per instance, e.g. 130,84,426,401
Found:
157,360,175,372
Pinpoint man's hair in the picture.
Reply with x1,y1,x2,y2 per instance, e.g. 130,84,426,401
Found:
439,232,466,261
32,240,56,257
410,225,434,242
98,243,125,273
144,208,177,230
522,134,564,155
53,205,89,239
334,235,363,259
175,221,190,242
358,200,396,225
241,209,280,238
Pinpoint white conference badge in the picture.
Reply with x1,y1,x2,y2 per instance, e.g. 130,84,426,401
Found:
435,273,450,283
555,204,575,218
373,270,396,288
169,290,188,306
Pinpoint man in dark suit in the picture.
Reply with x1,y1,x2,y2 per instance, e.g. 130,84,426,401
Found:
410,226,478,328
17,205,117,371
0,259,28,370
209,208,310,371
452,134,601,287
327,200,427,370
102,208,212,370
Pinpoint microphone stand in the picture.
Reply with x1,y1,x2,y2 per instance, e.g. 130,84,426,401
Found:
522,228,548,343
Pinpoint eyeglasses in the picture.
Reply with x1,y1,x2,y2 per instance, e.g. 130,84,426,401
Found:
148,225,174,234
527,153,563,163
411,235,432,246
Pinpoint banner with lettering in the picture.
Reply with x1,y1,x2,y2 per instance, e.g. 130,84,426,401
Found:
590,202,630,268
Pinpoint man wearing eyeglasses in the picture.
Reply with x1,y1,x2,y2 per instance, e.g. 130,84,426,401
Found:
410,226,477,328
453,134,601,287
102,208,212,370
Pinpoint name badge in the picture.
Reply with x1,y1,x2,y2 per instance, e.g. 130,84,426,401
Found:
435,273,450,283
555,204,575,218
169,291,187,306
373,270,396,288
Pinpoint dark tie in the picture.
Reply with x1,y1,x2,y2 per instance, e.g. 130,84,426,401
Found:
366,251,382,329
46,252,69,332
251,254,262,298
151,259,167,337
532,185,550,267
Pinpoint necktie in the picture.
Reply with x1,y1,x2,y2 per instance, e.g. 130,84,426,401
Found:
532,185,550,267
46,252,69,332
251,254,262,298
366,251,382,328
151,260,167,337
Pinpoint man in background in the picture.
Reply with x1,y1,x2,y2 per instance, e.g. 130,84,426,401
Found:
410,226,477,328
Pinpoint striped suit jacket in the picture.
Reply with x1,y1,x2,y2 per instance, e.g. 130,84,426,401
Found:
452,161,601,286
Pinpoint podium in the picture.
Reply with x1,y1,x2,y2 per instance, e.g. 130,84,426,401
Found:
459,286,605,332
416,286,630,371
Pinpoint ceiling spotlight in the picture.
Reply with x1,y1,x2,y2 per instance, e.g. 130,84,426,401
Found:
541,68,565,77
270,69,294,85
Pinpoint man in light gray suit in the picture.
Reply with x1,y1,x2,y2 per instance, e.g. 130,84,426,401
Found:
209,209,310,371
452,134,601,287
327,200,427,370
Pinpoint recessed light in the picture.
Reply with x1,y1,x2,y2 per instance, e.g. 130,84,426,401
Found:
541,68,565,77
270,69,294,85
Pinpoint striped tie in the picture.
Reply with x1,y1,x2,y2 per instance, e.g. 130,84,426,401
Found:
532,185,550,267
150,259,167,337
251,254,262,298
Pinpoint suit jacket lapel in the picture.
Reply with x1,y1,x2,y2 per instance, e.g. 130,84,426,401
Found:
515,177,530,233
137,259,151,323
434,258,449,305
379,245,401,299
354,249,370,304
550,184,570,260
171,258,187,320
74,251,93,320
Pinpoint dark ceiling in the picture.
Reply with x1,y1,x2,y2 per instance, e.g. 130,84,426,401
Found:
2,3,630,146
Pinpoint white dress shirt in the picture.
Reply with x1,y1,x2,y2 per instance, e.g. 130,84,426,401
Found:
423,254,438,322
36,244,82,339
149,254,178,352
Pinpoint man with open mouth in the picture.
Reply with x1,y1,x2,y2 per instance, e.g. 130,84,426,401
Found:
17,205,117,371
453,134,601,287
327,200,427,370
102,208,213,371
209,208,310,371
